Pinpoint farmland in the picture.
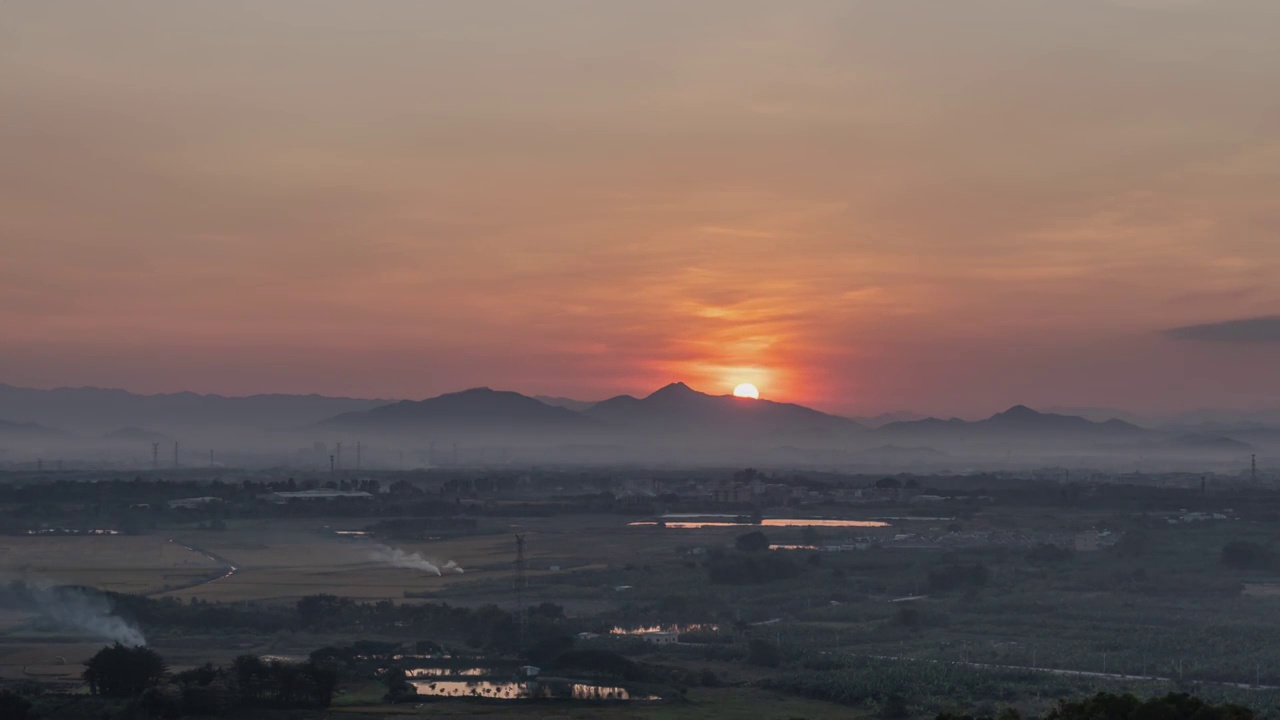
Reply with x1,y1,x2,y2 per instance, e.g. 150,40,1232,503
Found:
2,469,1280,718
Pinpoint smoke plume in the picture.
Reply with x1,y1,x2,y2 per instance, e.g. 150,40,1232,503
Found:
1,583,146,646
369,545,463,575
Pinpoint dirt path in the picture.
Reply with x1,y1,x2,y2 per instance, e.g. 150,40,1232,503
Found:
144,539,238,596
866,654,1279,691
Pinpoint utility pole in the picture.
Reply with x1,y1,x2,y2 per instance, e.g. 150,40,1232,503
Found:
152,443,160,470
335,442,342,471
512,530,527,648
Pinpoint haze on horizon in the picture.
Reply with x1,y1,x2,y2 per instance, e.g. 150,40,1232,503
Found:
3,1,1279,417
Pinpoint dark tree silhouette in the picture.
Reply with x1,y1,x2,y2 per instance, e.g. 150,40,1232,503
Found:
736,530,770,553
83,643,167,697
1046,693,1252,720
0,690,32,720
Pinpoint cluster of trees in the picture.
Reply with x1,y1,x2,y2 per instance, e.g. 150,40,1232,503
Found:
1221,540,1275,570
708,553,801,585
1044,693,1253,720
1026,543,1074,563
37,586,567,653
927,563,990,592
80,644,337,718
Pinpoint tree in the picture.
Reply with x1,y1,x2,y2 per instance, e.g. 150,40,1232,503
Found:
736,531,770,553
882,693,910,719
746,638,780,668
1046,693,1252,720
0,690,31,720
800,526,822,547
875,477,901,490
384,667,417,703
1222,541,1273,570
83,643,167,697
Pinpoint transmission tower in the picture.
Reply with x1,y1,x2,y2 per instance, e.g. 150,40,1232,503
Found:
513,534,527,650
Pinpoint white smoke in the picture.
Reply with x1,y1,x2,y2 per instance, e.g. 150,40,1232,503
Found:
30,585,146,646
369,545,463,576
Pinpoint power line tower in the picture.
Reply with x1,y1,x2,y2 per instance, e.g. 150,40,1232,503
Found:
513,534,527,650
335,442,343,471
152,443,160,470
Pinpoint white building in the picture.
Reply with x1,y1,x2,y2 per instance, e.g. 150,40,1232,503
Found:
639,631,679,645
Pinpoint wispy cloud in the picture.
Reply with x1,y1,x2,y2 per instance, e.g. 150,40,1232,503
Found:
1166,316,1280,343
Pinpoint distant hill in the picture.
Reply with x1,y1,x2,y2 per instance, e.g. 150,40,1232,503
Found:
319,387,593,435
102,426,171,443
875,405,1151,447
585,382,860,439
0,419,68,438
0,384,392,432
856,444,947,460
533,395,598,413
1160,434,1254,451
851,411,929,428
1042,406,1151,426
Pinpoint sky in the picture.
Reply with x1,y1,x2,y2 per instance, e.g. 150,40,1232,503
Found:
2,1,1279,416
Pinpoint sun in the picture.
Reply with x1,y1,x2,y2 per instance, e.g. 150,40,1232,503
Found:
733,383,760,399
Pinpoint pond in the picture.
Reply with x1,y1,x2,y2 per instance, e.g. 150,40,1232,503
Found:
629,517,889,529
411,679,656,701
610,623,718,635
408,667,488,678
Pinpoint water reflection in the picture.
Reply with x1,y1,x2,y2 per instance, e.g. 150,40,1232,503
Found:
411,680,653,701
629,518,889,529
408,667,487,678
610,623,718,635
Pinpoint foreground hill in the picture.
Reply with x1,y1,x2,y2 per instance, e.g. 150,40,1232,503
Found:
585,382,861,439
319,387,593,435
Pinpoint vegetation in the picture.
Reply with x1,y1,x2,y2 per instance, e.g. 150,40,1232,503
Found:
84,644,167,698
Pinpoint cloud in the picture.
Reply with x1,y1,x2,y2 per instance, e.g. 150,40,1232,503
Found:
1166,316,1280,343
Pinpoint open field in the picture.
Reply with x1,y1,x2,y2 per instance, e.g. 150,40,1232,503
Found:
0,535,221,595
332,687,868,720
6,475,1280,718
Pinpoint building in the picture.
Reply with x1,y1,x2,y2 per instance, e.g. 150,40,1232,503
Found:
168,497,224,510
639,631,679,645
268,490,374,503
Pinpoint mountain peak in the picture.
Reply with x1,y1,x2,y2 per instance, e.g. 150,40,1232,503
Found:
646,382,697,399
993,404,1042,420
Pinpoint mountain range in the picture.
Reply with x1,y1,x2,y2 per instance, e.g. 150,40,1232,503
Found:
0,382,1274,465
0,384,388,432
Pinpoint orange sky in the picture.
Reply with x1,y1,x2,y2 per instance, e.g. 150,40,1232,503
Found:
3,1,1280,415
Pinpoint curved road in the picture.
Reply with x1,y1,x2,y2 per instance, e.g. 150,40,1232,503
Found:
144,538,239,596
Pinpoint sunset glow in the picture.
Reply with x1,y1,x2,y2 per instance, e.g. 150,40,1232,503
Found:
3,2,1280,416
733,383,760,400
